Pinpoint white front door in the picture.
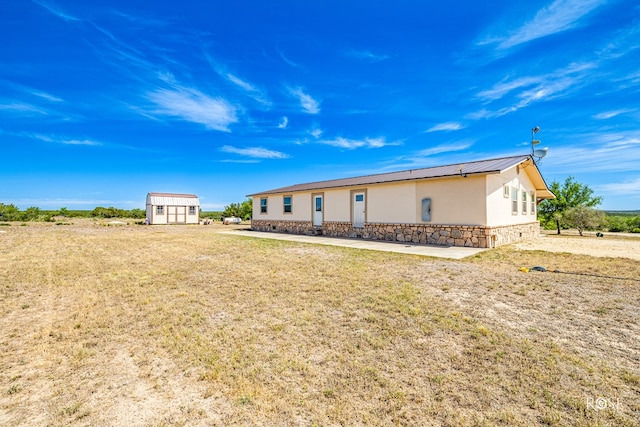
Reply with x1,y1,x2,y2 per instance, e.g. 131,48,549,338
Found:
352,192,365,228
313,195,323,227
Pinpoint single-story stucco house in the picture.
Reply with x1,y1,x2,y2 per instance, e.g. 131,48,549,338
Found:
247,155,555,248
145,192,200,225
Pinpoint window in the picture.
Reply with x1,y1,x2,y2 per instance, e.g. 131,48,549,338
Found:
189,206,196,215
260,197,267,214
522,191,527,215
355,194,364,202
511,187,518,215
156,205,164,215
503,184,510,198
530,191,536,214
283,195,292,213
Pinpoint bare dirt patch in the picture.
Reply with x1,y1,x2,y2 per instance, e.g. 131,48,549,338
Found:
514,232,640,260
1,221,638,426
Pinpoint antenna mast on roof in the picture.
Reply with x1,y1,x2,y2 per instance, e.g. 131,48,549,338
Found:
531,125,548,164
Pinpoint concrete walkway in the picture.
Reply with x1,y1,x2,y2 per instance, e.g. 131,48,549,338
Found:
220,229,487,259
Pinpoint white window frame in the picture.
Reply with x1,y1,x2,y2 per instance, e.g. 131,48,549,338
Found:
503,184,510,198
511,187,518,215
522,191,527,215
156,205,164,215
260,197,268,214
530,191,536,215
188,206,196,215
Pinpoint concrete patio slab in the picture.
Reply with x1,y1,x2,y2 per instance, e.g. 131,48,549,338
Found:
220,229,487,259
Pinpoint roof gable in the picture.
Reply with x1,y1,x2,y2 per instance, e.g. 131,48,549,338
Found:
248,154,554,198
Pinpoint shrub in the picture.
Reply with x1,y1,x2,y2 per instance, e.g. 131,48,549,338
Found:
605,216,630,232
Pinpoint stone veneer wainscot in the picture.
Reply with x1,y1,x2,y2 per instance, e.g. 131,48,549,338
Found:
251,219,540,248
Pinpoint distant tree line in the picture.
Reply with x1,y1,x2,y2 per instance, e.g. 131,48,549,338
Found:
0,204,146,222
90,207,145,219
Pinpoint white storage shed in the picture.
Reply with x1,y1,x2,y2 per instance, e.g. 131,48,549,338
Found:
146,193,200,225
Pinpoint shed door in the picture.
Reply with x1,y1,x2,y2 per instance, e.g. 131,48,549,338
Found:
313,195,323,227
352,192,365,228
168,206,187,223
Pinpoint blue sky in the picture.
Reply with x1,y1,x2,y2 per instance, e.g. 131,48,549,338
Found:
1,0,639,211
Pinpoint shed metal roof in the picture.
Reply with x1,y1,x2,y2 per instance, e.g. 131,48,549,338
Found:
146,193,200,206
248,154,555,199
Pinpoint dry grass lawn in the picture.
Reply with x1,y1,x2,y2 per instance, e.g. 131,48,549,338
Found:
1,220,638,426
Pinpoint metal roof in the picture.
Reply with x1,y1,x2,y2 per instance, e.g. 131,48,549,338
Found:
248,154,555,199
146,193,200,206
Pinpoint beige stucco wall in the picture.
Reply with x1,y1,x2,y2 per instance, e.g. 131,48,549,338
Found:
323,189,351,222
486,165,538,226
367,182,417,223
254,176,488,226
415,175,487,225
253,194,312,221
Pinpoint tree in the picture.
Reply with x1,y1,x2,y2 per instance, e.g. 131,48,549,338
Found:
563,206,604,236
538,176,602,234
222,199,253,220
0,203,21,221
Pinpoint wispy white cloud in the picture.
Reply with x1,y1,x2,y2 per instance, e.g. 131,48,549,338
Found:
277,116,289,129
29,90,63,103
595,20,640,60
0,129,105,147
278,48,303,69
220,145,289,159
204,54,272,107
0,102,49,115
469,62,598,119
148,82,237,132
318,137,400,150
543,130,640,173
85,27,241,131
110,9,169,27
61,139,101,146
594,109,634,119
344,48,390,63
30,133,102,146
375,141,476,171
286,86,320,114
0,80,63,103
426,122,465,132
596,178,640,196
88,24,159,82
479,0,607,50
33,0,80,22
476,76,542,102
415,142,474,157
225,73,257,92
224,72,271,106
309,127,323,139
